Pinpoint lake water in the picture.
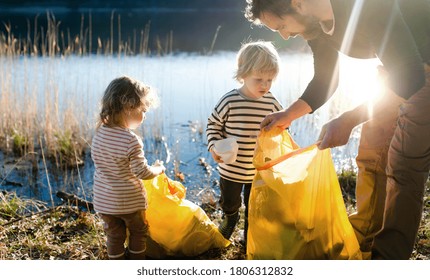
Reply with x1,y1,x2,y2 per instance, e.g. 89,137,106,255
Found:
0,52,383,205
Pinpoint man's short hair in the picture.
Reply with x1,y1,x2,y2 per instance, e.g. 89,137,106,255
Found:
244,0,294,25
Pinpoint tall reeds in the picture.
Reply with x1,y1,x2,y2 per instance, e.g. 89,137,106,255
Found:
0,12,173,169
0,12,174,57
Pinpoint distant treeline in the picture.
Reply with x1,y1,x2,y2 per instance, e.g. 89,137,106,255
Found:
0,0,306,53
0,0,243,10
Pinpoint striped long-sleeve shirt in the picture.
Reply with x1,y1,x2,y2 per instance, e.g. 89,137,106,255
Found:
91,125,157,215
207,89,283,183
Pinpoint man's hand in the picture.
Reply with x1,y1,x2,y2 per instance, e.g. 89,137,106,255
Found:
260,99,312,131
260,110,291,131
317,114,356,150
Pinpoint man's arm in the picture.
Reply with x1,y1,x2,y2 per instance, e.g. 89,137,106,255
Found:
260,98,312,130
317,86,404,149
299,37,340,112
261,38,340,131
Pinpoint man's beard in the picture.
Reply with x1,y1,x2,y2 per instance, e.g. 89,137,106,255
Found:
293,13,324,41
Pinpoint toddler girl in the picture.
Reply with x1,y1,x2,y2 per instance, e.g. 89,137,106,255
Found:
91,76,165,260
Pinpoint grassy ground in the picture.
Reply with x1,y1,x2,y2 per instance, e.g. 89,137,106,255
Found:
0,180,429,260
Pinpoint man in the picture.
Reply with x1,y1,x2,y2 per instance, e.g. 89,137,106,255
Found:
244,0,430,259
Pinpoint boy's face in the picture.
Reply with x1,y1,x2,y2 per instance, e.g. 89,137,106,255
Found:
240,71,276,99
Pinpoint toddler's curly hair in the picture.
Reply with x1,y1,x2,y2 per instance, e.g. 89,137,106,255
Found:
97,76,158,129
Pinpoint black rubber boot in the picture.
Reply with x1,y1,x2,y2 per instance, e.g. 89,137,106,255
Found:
239,217,248,249
218,211,239,239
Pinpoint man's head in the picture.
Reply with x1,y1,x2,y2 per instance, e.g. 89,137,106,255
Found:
244,0,323,41
244,0,295,25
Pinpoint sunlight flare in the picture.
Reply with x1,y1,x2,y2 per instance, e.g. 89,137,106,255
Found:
338,54,385,108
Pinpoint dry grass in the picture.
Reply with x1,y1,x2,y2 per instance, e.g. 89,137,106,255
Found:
0,192,107,260
0,12,168,57
0,179,429,260
0,191,243,260
413,183,430,260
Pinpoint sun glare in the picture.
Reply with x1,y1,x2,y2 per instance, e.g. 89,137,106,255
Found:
337,54,385,107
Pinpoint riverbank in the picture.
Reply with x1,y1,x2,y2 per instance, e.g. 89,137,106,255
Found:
1,179,429,260
0,191,244,260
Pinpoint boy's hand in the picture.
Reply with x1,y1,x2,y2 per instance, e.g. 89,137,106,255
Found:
210,148,223,163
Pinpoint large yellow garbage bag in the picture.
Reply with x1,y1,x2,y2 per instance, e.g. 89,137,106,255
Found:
142,174,230,257
247,128,362,260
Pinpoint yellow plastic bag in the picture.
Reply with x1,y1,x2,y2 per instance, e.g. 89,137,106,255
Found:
247,128,362,260
142,174,230,257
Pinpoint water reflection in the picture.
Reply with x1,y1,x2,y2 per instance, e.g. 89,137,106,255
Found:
0,52,381,205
